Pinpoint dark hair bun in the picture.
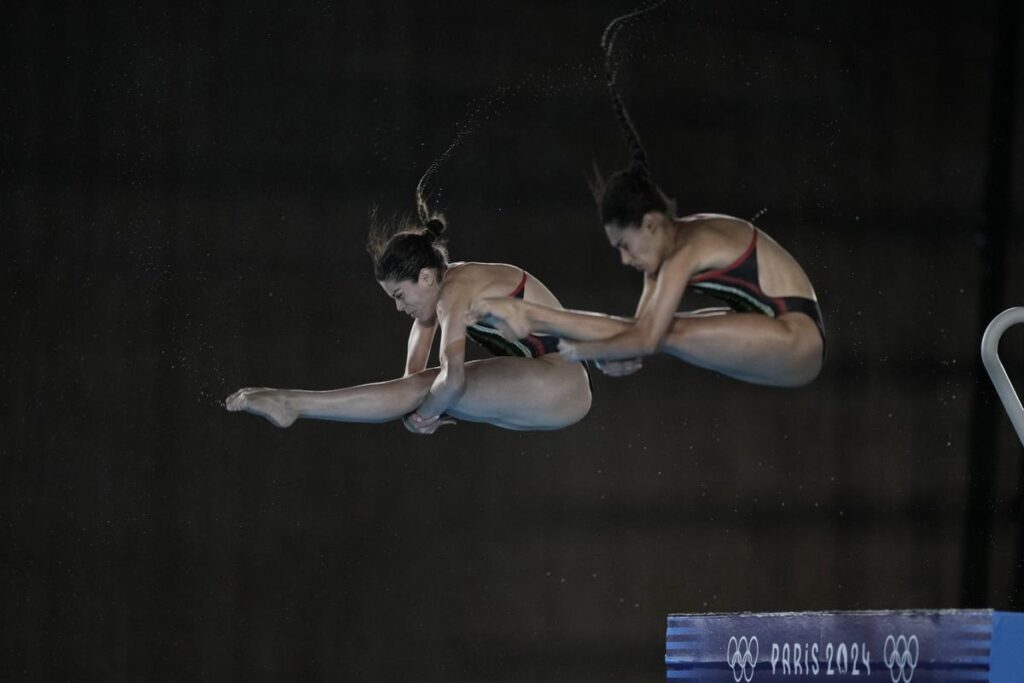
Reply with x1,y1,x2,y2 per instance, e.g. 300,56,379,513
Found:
628,158,648,179
424,218,446,240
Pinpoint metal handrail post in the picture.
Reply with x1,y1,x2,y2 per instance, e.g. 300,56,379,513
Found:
981,307,1024,448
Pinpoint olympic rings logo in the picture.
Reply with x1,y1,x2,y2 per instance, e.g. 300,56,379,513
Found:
883,634,919,683
727,636,759,682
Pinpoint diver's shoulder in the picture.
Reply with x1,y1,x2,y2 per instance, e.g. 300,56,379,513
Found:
679,213,755,242
680,212,752,229
442,261,522,289
448,261,521,276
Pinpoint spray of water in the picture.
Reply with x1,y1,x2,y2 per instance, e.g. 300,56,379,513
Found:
600,0,671,177
601,0,669,90
413,58,612,220
414,84,514,224
414,1,672,221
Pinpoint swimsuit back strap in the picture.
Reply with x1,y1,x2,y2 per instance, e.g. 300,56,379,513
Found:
690,229,758,283
508,271,527,298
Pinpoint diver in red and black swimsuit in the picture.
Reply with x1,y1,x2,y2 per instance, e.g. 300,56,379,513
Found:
467,9,823,389
688,228,826,346
471,211,824,388
226,215,592,433
465,272,562,358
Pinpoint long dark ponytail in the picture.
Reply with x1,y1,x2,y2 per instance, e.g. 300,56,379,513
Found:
593,1,676,228
601,1,661,177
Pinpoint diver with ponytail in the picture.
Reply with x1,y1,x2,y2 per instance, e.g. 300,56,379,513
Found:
471,4,825,387
226,183,592,433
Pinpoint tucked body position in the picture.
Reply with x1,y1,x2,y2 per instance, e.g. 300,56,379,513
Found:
226,214,591,433
472,205,824,387
470,8,824,388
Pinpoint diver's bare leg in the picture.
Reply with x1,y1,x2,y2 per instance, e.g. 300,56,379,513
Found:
659,311,823,386
226,355,592,430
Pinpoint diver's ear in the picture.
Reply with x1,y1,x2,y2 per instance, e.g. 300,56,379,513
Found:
640,211,659,233
418,268,437,286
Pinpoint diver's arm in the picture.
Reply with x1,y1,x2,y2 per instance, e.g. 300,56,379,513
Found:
404,319,437,376
590,272,658,376
561,247,695,361
411,295,468,421
633,271,658,317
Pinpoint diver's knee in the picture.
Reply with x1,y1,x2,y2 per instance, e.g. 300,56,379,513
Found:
786,336,823,387
552,371,592,427
659,316,692,353
569,387,593,424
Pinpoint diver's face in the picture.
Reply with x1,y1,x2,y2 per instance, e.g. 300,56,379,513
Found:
379,269,440,323
605,221,662,274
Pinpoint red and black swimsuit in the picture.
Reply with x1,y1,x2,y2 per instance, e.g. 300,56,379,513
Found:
689,230,826,343
465,272,561,358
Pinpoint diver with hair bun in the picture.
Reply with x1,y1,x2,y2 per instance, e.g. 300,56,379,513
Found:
470,5,824,387
226,196,592,433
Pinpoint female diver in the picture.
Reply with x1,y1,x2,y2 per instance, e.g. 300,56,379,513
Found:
470,8,824,388
225,208,591,434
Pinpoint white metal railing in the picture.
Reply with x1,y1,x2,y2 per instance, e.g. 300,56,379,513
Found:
981,307,1024,448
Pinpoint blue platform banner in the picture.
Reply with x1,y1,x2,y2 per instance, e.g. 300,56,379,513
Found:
666,610,1024,682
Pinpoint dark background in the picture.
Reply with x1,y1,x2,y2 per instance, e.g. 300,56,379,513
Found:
3,1,1023,680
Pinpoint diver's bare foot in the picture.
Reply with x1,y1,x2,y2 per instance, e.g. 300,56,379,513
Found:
225,388,298,428
469,297,533,340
